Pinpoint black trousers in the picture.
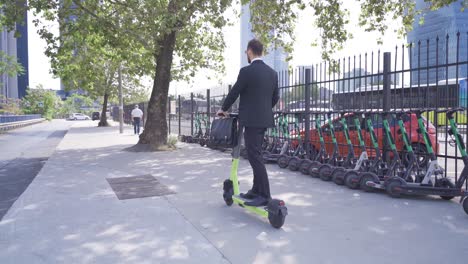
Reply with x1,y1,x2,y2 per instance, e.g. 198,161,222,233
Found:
244,127,271,199
133,117,141,134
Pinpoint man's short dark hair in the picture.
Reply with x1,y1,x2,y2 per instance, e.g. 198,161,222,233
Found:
247,39,263,56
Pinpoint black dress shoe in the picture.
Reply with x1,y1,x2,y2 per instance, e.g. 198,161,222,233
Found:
240,190,258,200
244,196,269,207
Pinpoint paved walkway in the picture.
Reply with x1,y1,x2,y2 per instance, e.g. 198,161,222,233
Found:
0,120,72,220
1,121,467,264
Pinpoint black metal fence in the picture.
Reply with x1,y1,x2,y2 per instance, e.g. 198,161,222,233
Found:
170,32,468,187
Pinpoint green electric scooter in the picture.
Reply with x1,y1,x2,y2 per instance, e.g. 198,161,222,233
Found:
332,113,370,185
222,113,288,228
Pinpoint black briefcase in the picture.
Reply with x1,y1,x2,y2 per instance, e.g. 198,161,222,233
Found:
209,117,238,148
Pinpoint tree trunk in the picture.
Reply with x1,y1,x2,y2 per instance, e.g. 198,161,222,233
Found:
136,30,177,150
98,91,109,127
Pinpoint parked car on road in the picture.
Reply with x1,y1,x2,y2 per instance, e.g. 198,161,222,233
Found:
69,113,90,120
92,112,100,121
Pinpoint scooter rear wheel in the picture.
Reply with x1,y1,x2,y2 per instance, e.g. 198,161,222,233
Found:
386,177,406,198
267,199,287,229
345,170,361,189
436,178,456,200
299,160,312,175
319,164,334,181
331,167,346,185
199,138,206,147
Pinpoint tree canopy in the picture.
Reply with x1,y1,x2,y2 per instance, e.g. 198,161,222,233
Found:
1,0,464,149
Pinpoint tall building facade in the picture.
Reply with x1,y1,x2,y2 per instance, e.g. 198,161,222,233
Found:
407,0,467,85
240,3,289,74
0,12,29,99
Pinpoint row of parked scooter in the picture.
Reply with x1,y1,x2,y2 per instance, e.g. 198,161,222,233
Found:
180,108,468,215
180,112,211,146
257,108,468,215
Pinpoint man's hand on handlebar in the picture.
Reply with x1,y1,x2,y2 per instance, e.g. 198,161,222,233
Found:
217,109,229,118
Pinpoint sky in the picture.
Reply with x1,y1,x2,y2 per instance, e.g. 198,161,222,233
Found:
27,2,405,94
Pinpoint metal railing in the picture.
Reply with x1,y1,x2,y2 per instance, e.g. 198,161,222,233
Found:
170,32,467,187
0,114,42,124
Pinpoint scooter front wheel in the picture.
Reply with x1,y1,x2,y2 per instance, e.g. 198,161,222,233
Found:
299,160,312,175
288,157,300,171
267,199,287,229
309,161,322,178
331,167,346,185
359,172,380,192
319,164,334,181
277,155,290,169
223,179,234,206
462,197,468,215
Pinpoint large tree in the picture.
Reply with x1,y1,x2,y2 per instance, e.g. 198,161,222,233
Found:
1,0,464,150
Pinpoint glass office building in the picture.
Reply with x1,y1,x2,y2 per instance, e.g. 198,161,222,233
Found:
407,0,467,85
0,12,29,99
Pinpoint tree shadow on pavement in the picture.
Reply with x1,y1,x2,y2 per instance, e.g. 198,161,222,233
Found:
2,140,468,264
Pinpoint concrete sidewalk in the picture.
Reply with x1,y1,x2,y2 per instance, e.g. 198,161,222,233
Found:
1,122,468,264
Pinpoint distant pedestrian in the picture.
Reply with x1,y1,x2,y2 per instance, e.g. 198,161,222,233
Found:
131,105,143,135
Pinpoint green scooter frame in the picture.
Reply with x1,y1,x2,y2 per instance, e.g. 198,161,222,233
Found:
360,112,419,192
345,112,402,189
263,113,290,163
376,109,468,211
186,112,203,143
222,114,288,228
277,113,310,170
321,113,358,181
199,113,210,147
300,114,329,176
314,112,342,179
332,113,370,185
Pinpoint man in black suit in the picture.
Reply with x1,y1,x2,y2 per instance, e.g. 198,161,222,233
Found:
217,39,279,206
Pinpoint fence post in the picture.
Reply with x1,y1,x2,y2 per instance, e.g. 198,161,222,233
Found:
207,89,211,130
304,68,312,154
228,84,232,112
383,52,391,162
168,98,171,135
178,95,181,136
191,92,194,136
383,52,391,111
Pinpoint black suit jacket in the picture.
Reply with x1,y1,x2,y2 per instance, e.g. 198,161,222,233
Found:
222,60,279,128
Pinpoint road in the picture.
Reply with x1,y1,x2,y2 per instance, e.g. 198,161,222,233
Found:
0,120,72,220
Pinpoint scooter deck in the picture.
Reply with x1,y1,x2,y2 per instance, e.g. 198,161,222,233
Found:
232,195,268,217
366,181,468,196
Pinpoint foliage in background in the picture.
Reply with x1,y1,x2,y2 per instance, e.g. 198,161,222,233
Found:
22,85,62,120
0,51,24,80
122,84,150,105
57,93,94,118
0,95,23,115
0,0,464,149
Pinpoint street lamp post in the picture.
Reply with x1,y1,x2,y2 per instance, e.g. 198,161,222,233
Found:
118,65,123,134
